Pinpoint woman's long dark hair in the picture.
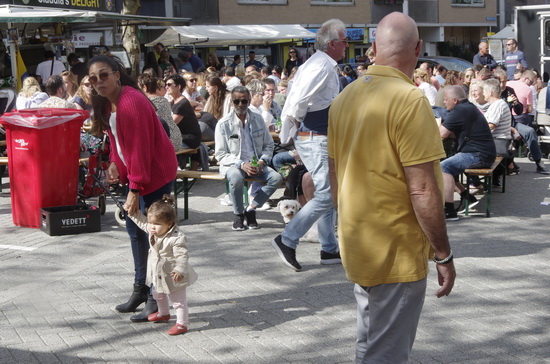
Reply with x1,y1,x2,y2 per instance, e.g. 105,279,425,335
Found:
204,75,227,120
89,54,140,135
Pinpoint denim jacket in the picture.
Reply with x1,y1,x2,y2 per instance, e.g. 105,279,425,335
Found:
214,109,274,177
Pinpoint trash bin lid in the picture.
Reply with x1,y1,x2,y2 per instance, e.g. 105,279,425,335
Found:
0,108,89,129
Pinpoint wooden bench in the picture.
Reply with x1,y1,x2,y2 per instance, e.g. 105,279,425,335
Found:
173,169,285,220
462,156,505,217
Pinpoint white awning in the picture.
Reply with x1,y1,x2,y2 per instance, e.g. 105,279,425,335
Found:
146,24,316,47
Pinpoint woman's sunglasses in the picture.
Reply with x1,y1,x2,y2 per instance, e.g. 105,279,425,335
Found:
88,71,116,84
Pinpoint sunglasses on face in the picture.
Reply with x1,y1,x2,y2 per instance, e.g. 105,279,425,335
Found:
233,99,249,105
189,78,197,82
165,83,176,87
289,51,296,54
88,71,116,84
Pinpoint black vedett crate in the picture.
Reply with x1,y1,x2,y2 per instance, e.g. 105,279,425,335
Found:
40,205,101,236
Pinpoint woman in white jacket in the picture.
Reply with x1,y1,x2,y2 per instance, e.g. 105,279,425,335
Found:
126,194,197,335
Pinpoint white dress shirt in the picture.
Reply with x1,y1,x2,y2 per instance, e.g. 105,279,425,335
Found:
279,50,339,143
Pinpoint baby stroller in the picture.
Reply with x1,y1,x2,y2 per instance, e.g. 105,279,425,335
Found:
78,134,126,226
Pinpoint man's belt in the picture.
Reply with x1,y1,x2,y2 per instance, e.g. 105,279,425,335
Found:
297,131,325,137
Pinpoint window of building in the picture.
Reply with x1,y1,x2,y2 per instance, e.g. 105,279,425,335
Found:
451,0,484,7
237,0,287,4
311,0,354,5
373,0,403,4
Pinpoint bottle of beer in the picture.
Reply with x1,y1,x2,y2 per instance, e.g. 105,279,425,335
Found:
275,116,282,132
251,155,258,168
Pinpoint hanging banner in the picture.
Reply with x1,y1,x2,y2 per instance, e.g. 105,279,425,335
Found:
12,0,117,12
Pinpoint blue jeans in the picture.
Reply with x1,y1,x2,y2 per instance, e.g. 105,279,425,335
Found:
516,122,542,161
125,181,173,287
281,135,338,254
441,152,493,176
272,151,296,171
226,166,282,215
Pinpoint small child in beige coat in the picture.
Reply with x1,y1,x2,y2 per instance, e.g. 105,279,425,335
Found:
127,194,197,335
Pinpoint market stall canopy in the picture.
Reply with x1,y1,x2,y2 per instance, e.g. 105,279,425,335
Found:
488,25,515,40
146,24,317,47
0,4,190,28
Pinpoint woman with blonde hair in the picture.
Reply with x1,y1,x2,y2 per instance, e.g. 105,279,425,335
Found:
62,71,79,103
73,75,94,112
413,68,437,106
16,76,48,109
206,52,222,71
181,72,206,109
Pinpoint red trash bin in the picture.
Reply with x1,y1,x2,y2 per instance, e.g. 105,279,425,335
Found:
0,108,89,228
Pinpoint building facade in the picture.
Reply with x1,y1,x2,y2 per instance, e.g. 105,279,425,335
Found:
217,0,497,61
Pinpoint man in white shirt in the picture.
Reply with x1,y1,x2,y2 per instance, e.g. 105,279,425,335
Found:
223,67,242,91
272,19,348,271
35,51,66,86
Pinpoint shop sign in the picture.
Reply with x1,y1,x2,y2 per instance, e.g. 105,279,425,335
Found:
13,0,117,12
72,32,103,48
346,28,364,42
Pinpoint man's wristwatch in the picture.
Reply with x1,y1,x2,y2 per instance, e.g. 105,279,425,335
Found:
433,250,453,264
130,189,140,193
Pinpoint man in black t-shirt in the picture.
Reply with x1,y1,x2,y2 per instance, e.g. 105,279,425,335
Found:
439,86,496,220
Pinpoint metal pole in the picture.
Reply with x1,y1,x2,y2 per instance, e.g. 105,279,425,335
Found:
8,23,18,90
403,0,409,16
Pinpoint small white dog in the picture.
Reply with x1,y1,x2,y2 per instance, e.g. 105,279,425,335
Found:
277,199,301,223
277,199,319,243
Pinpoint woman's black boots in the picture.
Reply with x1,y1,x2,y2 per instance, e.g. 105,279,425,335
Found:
130,294,158,322
115,284,148,313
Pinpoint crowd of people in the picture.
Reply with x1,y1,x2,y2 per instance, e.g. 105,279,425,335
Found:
24,15,550,362
411,39,550,221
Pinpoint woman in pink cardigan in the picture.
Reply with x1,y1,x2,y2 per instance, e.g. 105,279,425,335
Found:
89,55,177,322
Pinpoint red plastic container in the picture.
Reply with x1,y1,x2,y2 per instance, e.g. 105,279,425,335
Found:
1,108,89,228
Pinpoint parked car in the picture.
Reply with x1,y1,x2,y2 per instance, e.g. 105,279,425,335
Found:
417,56,473,72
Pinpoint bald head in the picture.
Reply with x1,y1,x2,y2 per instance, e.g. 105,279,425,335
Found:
479,41,488,56
373,12,421,78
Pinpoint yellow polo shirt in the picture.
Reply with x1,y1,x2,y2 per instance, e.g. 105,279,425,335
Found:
328,65,446,287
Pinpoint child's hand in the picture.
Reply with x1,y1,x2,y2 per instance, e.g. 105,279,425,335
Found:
171,272,183,283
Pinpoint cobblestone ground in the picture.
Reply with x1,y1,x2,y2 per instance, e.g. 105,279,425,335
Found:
1,158,550,363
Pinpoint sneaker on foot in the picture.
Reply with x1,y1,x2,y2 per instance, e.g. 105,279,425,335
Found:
536,164,550,175
271,235,302,271
220,194,233,206
245,209,259,229
445,210,459,221
320,250,342,265
167,323,188,335
256,202,271,211
232,213,246,231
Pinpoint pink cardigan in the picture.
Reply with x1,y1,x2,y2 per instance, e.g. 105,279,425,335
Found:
108,86,177,195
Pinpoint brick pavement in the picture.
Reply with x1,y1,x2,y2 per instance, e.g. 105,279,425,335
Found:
1,158,550,363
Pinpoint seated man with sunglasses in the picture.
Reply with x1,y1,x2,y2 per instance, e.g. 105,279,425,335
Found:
215,86,282,231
